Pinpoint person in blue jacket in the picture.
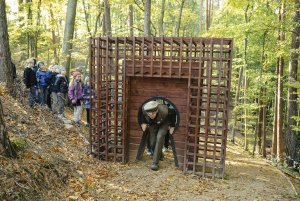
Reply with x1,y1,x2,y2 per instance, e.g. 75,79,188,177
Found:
36,62,51,106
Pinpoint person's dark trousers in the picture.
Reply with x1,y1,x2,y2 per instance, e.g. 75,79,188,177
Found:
57,93,66,115
46,90,52,109
149,124,168,165
28,87,36,108
86,108,90,124
164,132,170,149
37,88,48,106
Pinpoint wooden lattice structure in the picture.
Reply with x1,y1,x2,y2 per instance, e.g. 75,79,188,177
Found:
89,37,233,178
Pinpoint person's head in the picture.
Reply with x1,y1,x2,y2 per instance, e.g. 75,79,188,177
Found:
48,65,55,72
37,61,45,70
143,101,158,119
61,67,66,76
26,58,35,67
84,76,90,86
72,71,81,81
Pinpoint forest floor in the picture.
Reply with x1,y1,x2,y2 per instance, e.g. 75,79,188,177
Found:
0,87,299,201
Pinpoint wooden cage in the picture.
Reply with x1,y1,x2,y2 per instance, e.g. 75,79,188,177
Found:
89,37,233,178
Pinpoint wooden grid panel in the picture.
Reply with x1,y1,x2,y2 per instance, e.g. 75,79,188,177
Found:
184,38,232,178
90,38,127,162
124,37,232,79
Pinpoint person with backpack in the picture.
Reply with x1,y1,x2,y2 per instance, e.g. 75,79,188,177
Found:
36,62,51,106
23,58,37,108
55,66,69,118
68,71,83,124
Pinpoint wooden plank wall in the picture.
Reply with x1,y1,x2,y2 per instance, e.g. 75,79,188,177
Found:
127,77,188,168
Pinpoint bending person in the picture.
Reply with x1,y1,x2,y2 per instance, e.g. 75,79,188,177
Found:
141,100,175,171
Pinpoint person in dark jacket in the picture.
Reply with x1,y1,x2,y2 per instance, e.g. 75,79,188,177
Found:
23,58,37,108
55,66,69,118
141,101,175,171
48,65,58,113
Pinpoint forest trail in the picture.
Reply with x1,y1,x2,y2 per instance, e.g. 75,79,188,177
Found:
0,90,298,201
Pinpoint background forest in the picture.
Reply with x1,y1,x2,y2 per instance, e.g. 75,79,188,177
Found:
3,0,300,170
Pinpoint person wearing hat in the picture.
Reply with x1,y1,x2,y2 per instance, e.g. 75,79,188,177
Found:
141,100,175,171
68,71,83,124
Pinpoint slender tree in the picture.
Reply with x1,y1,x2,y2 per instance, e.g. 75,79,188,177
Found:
199,0,204,34
158,0,165,36
276,0,286,163
0,0,13,94
62,0,78,76
286,0,300,166
144,0,151,36
129,4,134,36
103,0,112,37
174,0,185,37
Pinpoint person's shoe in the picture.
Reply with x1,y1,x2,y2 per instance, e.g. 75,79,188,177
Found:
147,148,153,156
150,163,159,171
58,114,64,119
162,147,168,153
85,123,90,128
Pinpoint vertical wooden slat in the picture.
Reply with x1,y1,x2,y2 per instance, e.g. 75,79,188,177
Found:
202,38,213,177
113,38,118,162
123,37,127,163
179,38,183,78
97,38,102,160
141,38,145,76
151,36,154,76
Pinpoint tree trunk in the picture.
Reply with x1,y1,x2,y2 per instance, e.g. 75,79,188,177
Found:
62,0,78,76
103,0,112,37
276,0,286,164
244,71,248,151
205,0,210,31
33,0,42,58
0,0,14,94
174,0,185,37
257,31,267,155
49,3,59,64
83,0,92,37
0,98,17,158
262,87,267,157
286,0,300,167
243,4,250,151
257,95,263,154
158,0,165,36
129,4,134,36
26,0,33,58
231,65,243,143
272,64,278,158
144,0,151,36
199,0,203,34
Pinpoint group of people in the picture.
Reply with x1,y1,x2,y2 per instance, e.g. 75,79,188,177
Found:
23,58,91,126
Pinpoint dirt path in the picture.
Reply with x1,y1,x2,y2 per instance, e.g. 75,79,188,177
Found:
98,143,296,201
0,90,298,200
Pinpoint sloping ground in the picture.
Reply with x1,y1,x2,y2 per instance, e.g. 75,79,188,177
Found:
0,90,298,200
